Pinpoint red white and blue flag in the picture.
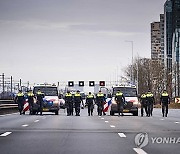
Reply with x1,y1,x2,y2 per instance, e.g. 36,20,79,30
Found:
103,98,112,112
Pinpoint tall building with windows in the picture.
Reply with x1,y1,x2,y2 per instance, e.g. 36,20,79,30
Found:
151,22,161,61
160,14,165,65
164,0,173,73
172,0,180,97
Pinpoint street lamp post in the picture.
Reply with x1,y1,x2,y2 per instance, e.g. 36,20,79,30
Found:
125,41,134,83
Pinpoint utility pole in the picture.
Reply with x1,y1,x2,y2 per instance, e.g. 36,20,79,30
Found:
125,41,134,84
10,76,13,93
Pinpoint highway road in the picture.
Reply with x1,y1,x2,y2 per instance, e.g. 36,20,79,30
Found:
0,107,180,154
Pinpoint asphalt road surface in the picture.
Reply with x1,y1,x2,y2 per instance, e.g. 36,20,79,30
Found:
0,107,180,154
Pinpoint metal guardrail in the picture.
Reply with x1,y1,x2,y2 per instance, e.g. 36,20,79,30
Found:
0,104,18,109
0,100,18,114
0,100,15,104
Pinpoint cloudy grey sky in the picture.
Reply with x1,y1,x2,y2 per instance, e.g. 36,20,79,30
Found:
0,0,166,85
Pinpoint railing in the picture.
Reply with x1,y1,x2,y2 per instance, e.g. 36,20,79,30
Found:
0,100,18,114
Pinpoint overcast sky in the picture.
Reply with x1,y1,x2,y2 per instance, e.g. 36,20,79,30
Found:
0,0,166,85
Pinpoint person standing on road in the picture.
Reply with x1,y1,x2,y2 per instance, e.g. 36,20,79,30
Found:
96,91,106,116
74,90,83,116
86,92,95,116
160,90,170,117
146,90,155,117
140,93,148,117
36,89,44,115
65,91,73,116
27,90,35,115
15,90,25,115
115,90,125,116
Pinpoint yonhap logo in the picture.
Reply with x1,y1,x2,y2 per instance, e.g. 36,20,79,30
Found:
135,133,149,148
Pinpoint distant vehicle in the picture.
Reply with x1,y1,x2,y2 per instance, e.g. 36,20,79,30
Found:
110,84,139,116
32,84,60,115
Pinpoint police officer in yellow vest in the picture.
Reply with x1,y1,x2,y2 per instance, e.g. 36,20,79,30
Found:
160,90,170,117
15,90,25,115
36,89,44,115
74,90,83,116
65,91,73,116
86,92,95,116
27,89,35,115
146,90,155,117
96,91,105,116
115,90,125,116
140,93,148,117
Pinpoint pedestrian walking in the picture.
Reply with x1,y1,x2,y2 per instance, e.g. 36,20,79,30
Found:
65,91,73,116
15,90,25,115
140,93,148,117
74,90,83,116
86,92,95,116
27,90,35,115
96,91,105,116
146,90,155,117
115,90,125,116
36,89,44,115
160,90,170,117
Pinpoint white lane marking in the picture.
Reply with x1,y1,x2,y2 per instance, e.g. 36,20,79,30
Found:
133,148,147,154
101,118,104,120
22,124,28,127
0,115,5,117
175,121,179,124
0,132,12,137
118,133,126,138
110,125,115,128
99,116,101,118
34,120,39,123
160,119,164,120
105,121,109,123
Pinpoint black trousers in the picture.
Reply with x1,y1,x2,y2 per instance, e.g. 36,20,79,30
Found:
141,102,147,116
88,104,93,115
162,103,168,116
18,102,24,114
147,102,153,116
97,102,104,116
75,102,81,115
117,102,123,115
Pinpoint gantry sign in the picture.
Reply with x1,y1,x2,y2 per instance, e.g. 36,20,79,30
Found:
67,81,105,87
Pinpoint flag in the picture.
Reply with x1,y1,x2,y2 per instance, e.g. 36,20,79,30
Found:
23,99,29,111
103,98,112,112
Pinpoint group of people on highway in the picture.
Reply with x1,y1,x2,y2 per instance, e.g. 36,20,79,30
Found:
65,90,106,116
14,89,44,115
15,88,170,117
140,90,170,117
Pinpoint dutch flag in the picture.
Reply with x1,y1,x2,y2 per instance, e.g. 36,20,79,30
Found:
103,98,112,112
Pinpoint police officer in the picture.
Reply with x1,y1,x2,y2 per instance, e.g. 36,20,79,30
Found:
15,90,25,115
65,91,73,116
140,93,148,117
86,92,95,116
36,89,44,115
27,89,35,115
115,90,125,116
146,90,155,117
74,90,83,116
160,90,170,117
96,91,105,116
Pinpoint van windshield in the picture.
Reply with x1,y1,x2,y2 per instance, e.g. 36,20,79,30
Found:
113,87,137,97
33,86,58,96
